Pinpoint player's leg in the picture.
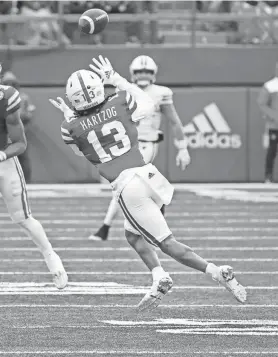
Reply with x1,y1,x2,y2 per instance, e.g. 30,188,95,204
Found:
138,141,158,165
125,228,172,311
265,129,278,183
89,196,120,241
18,146,32,183
119,175,246,310
0,157,67,289
139,140,166,219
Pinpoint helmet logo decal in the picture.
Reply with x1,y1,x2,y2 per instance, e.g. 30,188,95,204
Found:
77,71,91,103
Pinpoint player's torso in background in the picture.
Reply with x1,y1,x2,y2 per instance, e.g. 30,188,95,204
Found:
264,77,278,130
137,84,172,142
0,85,19,150
62,91,145,182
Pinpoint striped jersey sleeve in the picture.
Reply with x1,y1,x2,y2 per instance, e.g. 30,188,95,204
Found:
160,86,173,105
124,91,138,116
61,125,75,145
5,87,21,115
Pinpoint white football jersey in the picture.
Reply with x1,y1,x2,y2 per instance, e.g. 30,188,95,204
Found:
137,84,173,142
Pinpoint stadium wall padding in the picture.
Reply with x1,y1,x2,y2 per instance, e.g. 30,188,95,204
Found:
23,86,277,183
6,47,278,86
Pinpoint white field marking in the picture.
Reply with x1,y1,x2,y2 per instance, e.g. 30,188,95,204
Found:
158,329,278,335
0,351,191,355
3,218,278,224
0,246,277,251
0,258,276,263
3,227,278,233
0,282,274,290
104,318,278,336
5,326,278,335
0,282,146,295
2,211,278,218
24,183,278,190
191,188,278,203
2,351,277,356
103,318,278,326
0,304,277,308
0,236,277,242
0,271,276,275
0,349,278,357
0,283,275,295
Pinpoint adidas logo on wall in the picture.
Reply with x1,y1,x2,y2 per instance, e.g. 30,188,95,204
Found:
183,103,242,149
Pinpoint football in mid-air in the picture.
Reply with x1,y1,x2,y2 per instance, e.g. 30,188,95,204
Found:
78,9,109,35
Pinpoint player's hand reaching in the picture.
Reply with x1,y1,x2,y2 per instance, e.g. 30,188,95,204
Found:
49,97,75,121
89,55,120,86
174,138,191,170
176,148,191,170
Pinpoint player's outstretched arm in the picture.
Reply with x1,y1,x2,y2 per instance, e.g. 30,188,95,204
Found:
0,110,27,162
161,98,190,170
89,55,155,119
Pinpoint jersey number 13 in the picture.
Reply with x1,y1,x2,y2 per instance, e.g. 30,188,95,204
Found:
87,120,131,163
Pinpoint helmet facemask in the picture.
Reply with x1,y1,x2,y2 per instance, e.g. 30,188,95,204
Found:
132,69,156,88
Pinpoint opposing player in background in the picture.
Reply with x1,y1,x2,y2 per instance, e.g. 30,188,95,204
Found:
90,55,189,241
50,56,247,310
2,71,35,183
0,66,68,289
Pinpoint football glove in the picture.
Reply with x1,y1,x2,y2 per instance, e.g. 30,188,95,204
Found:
174,138,191,170
49,97,75,121
89,55,120,86
0,151,7,162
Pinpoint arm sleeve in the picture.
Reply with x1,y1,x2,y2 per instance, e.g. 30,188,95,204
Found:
113,74,155,122
160,87,173,106
5,89,21,115
61,126,75,145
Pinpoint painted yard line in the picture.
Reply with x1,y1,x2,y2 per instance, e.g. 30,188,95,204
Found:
3,218,278,224
1,236,278,241
1,236,278,242
0,246,277,251
4,326,278,334
0,258,276,262
2,227,278,232
0,271,275,275
2,212,278,217
0,304,277,308
25,183,278,189
159,330,278,335
2,351,278,355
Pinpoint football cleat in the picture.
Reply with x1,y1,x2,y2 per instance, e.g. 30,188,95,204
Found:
213,265,247,303
44,251,68,289
89,224,110,241
137,275,173,312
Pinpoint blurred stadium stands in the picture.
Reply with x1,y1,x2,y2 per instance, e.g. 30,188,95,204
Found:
1,1,278,47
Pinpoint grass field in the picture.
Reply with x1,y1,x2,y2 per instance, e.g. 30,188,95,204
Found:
0,183,278,357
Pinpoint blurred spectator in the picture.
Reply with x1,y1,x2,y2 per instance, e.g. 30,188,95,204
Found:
15,1,71,46
2,71,35,182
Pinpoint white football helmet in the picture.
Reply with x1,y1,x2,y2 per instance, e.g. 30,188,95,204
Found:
66,70,105,111
129,55,158,87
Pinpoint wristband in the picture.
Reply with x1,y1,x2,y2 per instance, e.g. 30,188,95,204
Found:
174,138,187,150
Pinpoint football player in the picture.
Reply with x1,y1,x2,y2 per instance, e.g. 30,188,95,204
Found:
50,55,247,310
2,71,35,183
0,66,67,289
90,55,189,241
